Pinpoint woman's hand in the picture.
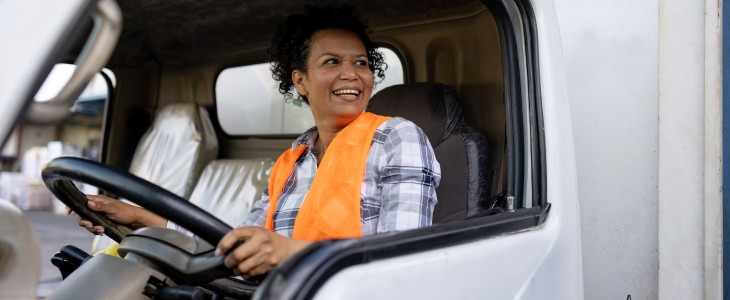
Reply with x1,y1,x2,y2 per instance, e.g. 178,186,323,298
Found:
69,194,166,235
215,227,312,280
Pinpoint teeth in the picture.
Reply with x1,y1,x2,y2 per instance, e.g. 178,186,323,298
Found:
334,89,360,95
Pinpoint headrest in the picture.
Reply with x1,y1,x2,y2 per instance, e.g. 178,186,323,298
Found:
153,103,203,130
129,102,218,198
367,83,464,147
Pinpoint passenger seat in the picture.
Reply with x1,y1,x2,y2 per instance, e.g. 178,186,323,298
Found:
187,159,274,226
127,103,218,198
93,103,218,251
368,83,492,223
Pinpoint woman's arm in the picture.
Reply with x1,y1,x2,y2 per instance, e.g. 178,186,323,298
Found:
73,194,166,235
375,119,441,233
236,190,270,227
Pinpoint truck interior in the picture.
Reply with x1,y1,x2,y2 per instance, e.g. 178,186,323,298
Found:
73,0,520,227
3,0,550,298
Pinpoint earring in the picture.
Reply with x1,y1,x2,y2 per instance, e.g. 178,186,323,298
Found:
292,95,303,107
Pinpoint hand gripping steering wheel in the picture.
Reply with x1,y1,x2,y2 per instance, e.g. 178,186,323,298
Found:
41,156,231,251
42,157,262,295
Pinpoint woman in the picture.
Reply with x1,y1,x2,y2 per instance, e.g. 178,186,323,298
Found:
76,5,440,279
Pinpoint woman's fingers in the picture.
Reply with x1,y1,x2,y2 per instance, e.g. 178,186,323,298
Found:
86,194,113,213
225,233,269,272
219,228,260,267
83,194,141,225
227,244,261,273
245,247,282,277
76,215,102,234
217,227,256,255
77,218,92,228
216,227,307,278
67,194,116,235
235,252,270,278
91,225,104,235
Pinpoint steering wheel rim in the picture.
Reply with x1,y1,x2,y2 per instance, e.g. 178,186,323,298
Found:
41,156,232,247
52,179,134,242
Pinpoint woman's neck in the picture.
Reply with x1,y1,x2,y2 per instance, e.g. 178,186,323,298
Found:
312,113,361,162
314,129,337,164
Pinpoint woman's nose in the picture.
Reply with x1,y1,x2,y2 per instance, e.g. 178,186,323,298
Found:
339,62,357,80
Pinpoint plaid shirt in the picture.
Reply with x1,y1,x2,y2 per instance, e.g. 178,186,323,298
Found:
240,117,441,238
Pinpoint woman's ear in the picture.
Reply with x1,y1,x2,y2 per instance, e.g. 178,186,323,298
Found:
292,70,308,96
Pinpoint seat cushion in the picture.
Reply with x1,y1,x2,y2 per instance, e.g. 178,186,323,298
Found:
188,159,274,226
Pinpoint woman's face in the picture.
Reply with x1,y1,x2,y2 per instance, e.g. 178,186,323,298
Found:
292,29,374,129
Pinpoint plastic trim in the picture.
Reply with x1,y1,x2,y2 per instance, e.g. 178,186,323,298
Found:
258,205,551,300
25,0,122,124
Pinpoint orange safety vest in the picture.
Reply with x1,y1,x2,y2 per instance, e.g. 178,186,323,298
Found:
265,112,391,241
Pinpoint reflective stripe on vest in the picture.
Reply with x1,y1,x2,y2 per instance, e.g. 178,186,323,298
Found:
265,112,391,241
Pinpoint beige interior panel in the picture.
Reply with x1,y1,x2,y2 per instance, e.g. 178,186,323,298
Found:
373,3,505,189
107,1,505,190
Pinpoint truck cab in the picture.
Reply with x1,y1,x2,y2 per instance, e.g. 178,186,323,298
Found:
0,0,585,298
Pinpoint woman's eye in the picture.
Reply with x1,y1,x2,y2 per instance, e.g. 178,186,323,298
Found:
325,58,338,64
355,60,368,66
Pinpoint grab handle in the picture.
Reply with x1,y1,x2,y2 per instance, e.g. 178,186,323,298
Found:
25,0,122,123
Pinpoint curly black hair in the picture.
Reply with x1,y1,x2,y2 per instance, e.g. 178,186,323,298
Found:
268,5,387,103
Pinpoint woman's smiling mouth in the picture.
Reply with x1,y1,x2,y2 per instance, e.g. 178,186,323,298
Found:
333,89,361,97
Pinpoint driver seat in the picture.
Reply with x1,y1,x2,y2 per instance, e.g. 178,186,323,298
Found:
368,83,492,223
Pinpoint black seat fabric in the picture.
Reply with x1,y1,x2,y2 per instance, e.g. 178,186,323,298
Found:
368,83,491,223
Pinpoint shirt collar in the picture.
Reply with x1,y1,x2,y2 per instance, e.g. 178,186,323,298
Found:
291,126,318,150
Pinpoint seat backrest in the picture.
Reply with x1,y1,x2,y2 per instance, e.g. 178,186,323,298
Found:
93,103,220,253
188,159,274,226
368,83,492,223
128,103,218,198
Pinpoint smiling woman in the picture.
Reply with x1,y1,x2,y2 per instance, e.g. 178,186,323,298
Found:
214,5,442,279
291,29,376,134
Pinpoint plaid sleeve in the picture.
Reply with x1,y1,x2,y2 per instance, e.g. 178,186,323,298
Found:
237,189,269,227
376,118,441,233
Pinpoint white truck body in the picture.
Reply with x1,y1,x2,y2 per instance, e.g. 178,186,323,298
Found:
555,0,723,298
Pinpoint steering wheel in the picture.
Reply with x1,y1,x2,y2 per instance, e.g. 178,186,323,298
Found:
41,156,232,253
42,157,263,295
